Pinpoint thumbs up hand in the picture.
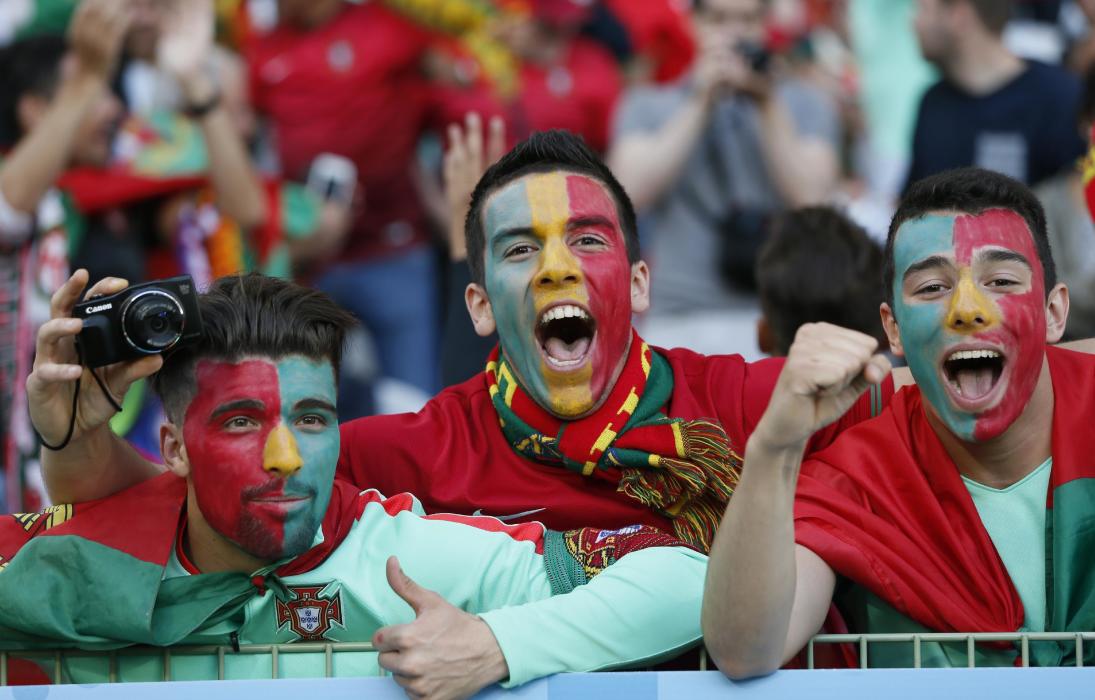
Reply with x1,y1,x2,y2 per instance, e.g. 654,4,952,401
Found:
373,556,509,699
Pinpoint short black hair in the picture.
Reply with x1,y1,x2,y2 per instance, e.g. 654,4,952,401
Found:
757,207,886,355
0,34,67,147
884,167,1056,304
945,0,1013,35
150,274,357,423
464,130,640,287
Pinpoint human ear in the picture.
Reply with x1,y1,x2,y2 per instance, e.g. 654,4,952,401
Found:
756,316,776,356
630,261,651,315
1044,283,1070,344
880,302,905,358
161,424,190,479
465,283,496,337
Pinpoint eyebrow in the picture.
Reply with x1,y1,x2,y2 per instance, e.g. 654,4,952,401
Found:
902,255,952,280
210,399,266,419
978,249,1031,269
568,216,616,231
293,398,338,414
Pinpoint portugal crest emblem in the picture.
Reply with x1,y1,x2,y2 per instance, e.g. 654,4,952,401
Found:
275,585,345,641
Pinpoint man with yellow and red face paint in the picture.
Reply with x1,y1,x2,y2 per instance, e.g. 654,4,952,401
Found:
12,272,706,693
703,168,1095,677
36,130,893,554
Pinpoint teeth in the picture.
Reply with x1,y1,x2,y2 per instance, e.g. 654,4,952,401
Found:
947,349,1001,362
540,305,589,324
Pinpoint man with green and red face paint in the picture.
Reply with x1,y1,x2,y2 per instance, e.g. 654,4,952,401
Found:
9,272,706,694
34,130,893,554
702,168,1095,678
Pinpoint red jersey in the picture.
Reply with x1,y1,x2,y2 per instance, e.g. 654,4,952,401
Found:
246,4,435,260
337,347,893,532
513,38,622,153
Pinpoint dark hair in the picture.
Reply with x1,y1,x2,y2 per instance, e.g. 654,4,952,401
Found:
464,130,640,286
945,0,1013,35
150,274,357,422
884,167,1056,303
757,207,886,355
0,34,67,148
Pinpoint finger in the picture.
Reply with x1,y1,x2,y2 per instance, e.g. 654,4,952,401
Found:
465,112,484,174
377,651,418,677
372,622,409,652
36,317,83,358
30,363,84,385
863,353,892,385
99,354,165,404
385,556,438,615
50,269,90,320
83,276,129,302
487,115,506,164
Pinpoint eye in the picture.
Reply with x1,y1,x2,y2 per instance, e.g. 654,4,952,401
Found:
987,277,1019,288
573,233,606,247
223,416,258,431
296,414,330,431
914,282,949,297
503,243,537,259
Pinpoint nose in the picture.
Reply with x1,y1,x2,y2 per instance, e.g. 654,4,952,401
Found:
945,269,998,333
263,424,303,478
536,237,582,288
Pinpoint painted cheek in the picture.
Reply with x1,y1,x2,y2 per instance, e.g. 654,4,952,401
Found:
183,361,282,545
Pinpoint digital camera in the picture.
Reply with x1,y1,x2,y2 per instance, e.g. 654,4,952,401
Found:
74,276,203,368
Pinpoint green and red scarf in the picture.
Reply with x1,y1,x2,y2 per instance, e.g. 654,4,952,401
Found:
795,346,1095,665
486,330,741,550
0,472,369,650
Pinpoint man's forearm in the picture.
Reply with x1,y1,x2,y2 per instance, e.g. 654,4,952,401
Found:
0,71,106,214
755,97,836,207
703,433,804,678
183,73,267,231
479,546,706,686
42,425,162,504
608,93,710,211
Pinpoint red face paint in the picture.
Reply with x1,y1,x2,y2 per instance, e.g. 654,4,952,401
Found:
565,175,633,408
183,359,286,559
953,210,1046,440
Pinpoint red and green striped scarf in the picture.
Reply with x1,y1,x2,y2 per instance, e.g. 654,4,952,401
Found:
486,330,741,550
795,346,1095,666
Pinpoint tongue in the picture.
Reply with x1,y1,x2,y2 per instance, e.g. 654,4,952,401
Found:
955,366,995,399
544,336,591,363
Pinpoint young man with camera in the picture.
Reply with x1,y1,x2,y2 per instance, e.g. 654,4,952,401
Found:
7,271,705,694
607,0,840,357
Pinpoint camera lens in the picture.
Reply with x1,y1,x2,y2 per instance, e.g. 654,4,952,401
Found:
121,290,185,353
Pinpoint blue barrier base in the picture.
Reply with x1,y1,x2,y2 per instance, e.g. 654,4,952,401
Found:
3,668,1094,699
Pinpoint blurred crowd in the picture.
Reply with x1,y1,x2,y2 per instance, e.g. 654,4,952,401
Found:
2,0,1095,512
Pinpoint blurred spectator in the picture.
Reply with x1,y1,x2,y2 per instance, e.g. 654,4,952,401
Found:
1036,63,1095,340
0,0,267,510
906,0,1085,188
474,0,623,152
755,206,886,357
608,0,839,358
244,0,467,418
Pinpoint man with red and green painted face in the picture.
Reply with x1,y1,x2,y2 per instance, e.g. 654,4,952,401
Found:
14,272,707,693
703,168,1095,677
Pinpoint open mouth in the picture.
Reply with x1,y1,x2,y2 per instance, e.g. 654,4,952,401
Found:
536,303,597,370
942,348,1006,406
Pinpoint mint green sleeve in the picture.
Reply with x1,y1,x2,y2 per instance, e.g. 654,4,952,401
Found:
478,546,706,687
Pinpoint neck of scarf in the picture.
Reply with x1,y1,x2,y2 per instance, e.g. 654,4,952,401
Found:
486,330,741,550
795,346,1095,666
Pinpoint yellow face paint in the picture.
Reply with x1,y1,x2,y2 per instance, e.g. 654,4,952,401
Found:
263,424,304,478
944,267,1001,334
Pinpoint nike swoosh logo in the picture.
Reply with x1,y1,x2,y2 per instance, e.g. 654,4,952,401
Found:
471,507,546,522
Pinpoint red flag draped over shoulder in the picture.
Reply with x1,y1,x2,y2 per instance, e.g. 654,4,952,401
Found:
794,347,1095,652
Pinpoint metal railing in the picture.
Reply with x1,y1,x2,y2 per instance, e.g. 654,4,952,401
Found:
6,632,1095,685
806,632,1095,669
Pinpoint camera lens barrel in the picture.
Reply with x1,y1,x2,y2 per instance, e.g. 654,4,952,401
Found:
120,289,186,353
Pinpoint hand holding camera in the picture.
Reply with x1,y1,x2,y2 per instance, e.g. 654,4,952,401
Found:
27,271,201,450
